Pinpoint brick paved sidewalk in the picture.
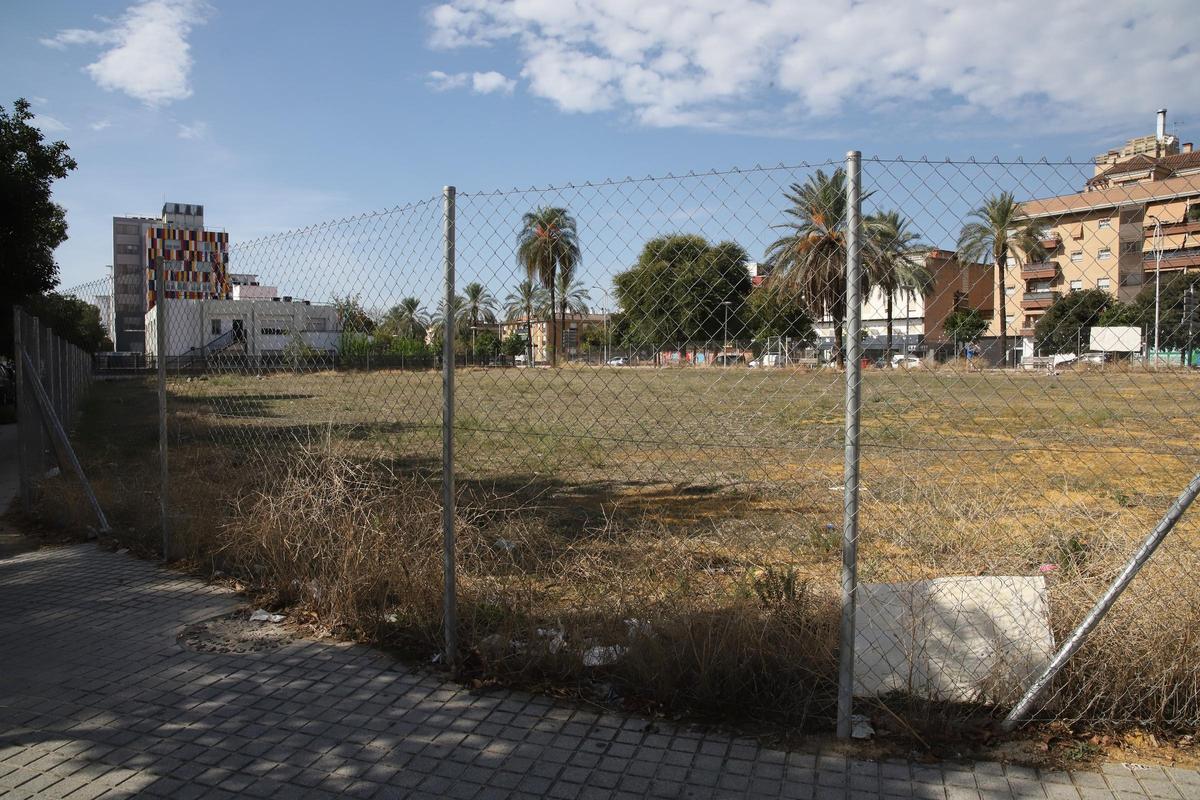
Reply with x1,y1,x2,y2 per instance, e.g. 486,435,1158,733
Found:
0,545,1196,799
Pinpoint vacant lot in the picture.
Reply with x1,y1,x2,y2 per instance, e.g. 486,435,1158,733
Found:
42,364,1200,731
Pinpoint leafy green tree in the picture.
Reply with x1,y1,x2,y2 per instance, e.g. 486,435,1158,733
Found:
501,332,525,358
746,281,814,344
472,330,499,361
764,169,864,366
956,192,1041,367
386,337,429,358
333,295,375,334
578,323,607,355
944,308,988,349
517,207,580,366
865,211,929,355
614,235,751,359
1034,288,1113,354
1103,272,1200,359
24,292,110,352
1,98,78,355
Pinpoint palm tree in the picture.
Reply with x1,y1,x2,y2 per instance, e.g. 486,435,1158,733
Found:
382,296,428,339
461,282,497,363
554,275,591,358
865,211,929,356
957,192,1040,368
764,168,863,366
504,279,547,364
517,207,580,367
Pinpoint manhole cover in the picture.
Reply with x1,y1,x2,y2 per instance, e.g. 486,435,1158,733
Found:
179,611,297,654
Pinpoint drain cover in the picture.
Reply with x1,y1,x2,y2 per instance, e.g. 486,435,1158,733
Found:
179,611,297,654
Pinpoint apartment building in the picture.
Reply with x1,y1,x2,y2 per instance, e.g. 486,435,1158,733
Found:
111,202,230,351
1015,111,1200,356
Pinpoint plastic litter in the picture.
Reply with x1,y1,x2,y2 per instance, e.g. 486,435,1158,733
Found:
582,645,626,667
850,714,874,739
494,538,517,552
249,609,285,623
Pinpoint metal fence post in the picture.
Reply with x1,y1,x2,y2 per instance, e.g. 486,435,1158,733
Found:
29,316,46,479
14,308,31,511
155,256,170,559
442,185,458,668
837,150,864,739
1002,472,1200,730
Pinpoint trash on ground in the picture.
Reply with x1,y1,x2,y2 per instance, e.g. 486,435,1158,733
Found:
249,609,286,623
494,538,517,552
850,714,875,739
854,575,1054,704
582,645,626,667
623,618,652,639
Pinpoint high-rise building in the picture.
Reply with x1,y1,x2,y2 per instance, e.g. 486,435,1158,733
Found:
111,203,229,351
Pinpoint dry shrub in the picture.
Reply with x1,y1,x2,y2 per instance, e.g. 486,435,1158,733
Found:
217,443,840,727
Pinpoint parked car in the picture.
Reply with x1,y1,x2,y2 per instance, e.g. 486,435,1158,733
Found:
606,356,628,366
890,354,923,369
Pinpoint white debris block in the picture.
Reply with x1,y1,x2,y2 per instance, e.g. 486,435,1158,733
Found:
854,575,1054,704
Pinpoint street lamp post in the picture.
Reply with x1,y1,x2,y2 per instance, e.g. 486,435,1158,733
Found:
593,283,612,365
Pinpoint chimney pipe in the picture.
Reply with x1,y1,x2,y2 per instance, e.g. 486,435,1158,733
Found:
1157,108,1167,142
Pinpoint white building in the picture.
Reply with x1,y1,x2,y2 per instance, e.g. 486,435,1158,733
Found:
144,296,340,358
812,285,927,354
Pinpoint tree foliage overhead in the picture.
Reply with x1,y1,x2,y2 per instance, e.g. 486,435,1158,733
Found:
2,98,79,355
1034,288,1113,354
613,234,751,354
746,280,814,343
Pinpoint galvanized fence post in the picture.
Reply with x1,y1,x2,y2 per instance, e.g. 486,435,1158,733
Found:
1002,472,1200,730
13,308,31,511
442,185,459,668
155,256,170,559
837,150,864,739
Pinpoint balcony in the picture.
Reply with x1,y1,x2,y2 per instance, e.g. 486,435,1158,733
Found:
1019,326,1037,337
1021,290,1060,310
1021,261,1058,280
1143,219,1200,238
1039,232,1062,250
1145,247,1200,270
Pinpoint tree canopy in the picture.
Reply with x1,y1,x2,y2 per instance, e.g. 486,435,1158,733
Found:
2,98,78,354
613,234,751,355
1034,288,1112,354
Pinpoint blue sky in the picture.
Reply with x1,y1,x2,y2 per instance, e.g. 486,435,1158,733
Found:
2,0,1197,292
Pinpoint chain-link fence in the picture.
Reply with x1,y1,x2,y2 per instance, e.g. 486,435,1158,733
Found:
34,153,1200,739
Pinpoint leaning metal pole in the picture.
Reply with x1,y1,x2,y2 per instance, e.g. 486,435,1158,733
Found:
1002,472,1200,731
837,150,864,739
441,185,459,669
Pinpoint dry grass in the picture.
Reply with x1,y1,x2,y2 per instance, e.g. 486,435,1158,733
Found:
29,364,1200,732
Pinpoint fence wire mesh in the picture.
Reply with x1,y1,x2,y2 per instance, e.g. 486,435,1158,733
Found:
45,154,1200,737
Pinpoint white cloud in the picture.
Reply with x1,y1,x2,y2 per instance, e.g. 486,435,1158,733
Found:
176,120,208,139
471,70,516,94
425,0,1200,133
90,119,113,131
33,115,69,133
427,69,516,94
42,0,209,106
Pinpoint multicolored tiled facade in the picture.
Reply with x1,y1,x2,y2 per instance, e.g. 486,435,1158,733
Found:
145,227,231,307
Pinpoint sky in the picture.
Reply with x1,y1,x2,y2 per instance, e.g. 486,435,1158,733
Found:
3,0,1198,295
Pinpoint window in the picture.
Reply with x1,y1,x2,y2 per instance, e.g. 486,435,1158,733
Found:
305,318,327,331
211,319,222,335
1070,251,1083,263
1121,241,1142,255
1098,219,1111,229
1069,280,1083,291
1005,284,1016,296
1097,277,1112,291
1098,248,1112,260
1005,314,1015,329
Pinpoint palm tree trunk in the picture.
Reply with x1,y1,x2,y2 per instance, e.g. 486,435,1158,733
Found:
996,255,1008,368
